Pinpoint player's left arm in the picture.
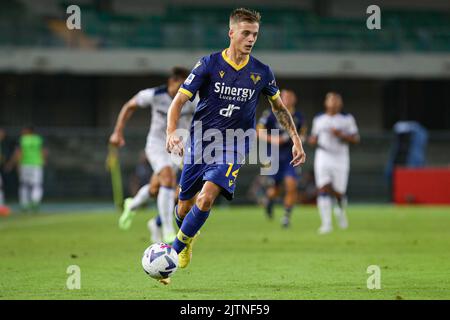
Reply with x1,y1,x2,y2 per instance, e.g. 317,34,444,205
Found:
269,97,306,166
256,111,285,145
299,125,308,143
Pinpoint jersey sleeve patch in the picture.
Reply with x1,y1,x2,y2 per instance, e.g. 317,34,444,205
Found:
184,73,196,86
180,55,210,101
262,67,280,100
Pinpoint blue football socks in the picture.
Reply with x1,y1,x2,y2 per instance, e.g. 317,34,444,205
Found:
172,204,210,254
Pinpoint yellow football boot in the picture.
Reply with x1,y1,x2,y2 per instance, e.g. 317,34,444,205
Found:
178,231,200,269
158,278,171,285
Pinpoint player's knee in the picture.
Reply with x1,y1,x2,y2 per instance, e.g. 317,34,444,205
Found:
267,186,278,199
158,167,176,187
149,184,159,198
318,185,331,194
334,192,344,201
177,200,193,218
196,192,216,211
286,188,297,200
285,181,297,193
158,175,171,187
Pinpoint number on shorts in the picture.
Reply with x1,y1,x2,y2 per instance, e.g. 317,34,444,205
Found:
225,163,240,179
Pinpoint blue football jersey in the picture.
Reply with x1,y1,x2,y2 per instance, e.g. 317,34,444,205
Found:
258,109,304,160
179,49,280,163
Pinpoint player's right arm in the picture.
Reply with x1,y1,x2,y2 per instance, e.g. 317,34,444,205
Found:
166,56,209,155
166,92,190,155
109,97,139,147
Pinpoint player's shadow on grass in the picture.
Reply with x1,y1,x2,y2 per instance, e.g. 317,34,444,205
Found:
170,288,220,294
254,283,301,290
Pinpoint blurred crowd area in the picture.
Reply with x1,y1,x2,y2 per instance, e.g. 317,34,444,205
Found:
1,127,449,204
1,0,450,52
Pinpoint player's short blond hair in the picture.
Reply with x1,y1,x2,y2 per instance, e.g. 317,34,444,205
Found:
229,8,261,26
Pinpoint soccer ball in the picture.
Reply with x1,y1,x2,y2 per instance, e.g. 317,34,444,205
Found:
141,243,178,279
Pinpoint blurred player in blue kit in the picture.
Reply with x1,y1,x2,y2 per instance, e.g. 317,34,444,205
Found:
257,89,306,228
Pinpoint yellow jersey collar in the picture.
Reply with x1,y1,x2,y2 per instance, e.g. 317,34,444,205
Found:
221,48,250,71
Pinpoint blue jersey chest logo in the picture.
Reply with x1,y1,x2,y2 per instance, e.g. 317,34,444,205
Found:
211,68,263,103
250,72,261,84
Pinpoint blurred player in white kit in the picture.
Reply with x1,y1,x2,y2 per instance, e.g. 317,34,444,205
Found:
309,92,360,234
109,67,196,243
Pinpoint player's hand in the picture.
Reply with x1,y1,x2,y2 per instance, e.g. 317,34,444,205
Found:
306,136,318,146
290,139,306,167
109,131,125,148
331,128,343,138
307,135,318,146
166,132,184,157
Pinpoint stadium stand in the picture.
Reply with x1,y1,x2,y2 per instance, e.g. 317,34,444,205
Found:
1,0,450,51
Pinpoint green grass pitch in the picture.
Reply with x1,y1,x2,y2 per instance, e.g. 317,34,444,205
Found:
1,204,450,300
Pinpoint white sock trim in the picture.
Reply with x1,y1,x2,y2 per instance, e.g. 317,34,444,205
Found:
130,184,150,210
157,187,176,238
317,194,332,229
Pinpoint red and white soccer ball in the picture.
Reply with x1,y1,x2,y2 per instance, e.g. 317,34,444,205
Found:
141,243,178,280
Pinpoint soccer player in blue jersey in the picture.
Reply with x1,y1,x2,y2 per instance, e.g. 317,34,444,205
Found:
164,8,306,284
257,89,306,228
